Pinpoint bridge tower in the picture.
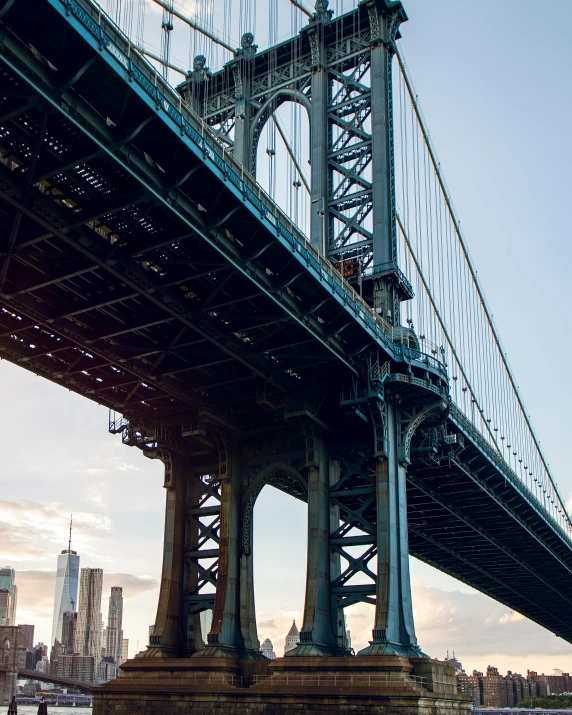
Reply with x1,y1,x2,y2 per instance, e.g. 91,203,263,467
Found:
0,627,20,705
117,0,450,666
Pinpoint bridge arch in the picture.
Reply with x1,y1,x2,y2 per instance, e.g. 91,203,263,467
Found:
251,90,311,176
242,461,308,557
1,635,9,667
251,92,311,233
240,461,308,653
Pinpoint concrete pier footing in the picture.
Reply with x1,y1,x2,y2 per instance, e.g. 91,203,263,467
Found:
93,655,471,715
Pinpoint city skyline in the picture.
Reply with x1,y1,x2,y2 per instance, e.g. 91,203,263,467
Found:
1,0,572,678
4,547,572,681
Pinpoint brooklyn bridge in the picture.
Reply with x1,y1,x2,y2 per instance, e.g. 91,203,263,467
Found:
0,0,569,713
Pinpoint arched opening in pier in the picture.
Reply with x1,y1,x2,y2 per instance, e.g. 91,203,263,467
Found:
255,98,311,238
1,636,10,667
251,479,307,658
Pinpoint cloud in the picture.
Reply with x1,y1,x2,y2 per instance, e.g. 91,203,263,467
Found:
410,583,568,658
102,573,159,599
337,584,570,665
15,570,59,621
70,455,140,476
0,500,112,562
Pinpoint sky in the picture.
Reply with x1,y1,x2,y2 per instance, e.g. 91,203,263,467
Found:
1,0,572,677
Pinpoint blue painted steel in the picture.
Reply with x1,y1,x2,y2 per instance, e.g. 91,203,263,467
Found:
49,0,442,376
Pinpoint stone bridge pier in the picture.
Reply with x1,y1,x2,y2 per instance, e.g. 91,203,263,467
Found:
0,627,20,705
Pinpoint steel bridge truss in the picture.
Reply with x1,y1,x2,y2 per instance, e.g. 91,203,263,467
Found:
179,0,412,317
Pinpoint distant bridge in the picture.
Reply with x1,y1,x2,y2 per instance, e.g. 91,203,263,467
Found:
0,663,91,692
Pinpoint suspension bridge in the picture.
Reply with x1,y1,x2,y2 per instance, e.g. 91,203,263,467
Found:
0,0,569,713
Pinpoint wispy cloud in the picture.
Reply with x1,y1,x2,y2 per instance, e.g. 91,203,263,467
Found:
70,455,140,476
0,500,112,562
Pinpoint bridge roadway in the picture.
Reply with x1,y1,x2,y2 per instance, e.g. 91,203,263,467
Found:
0,0,571,646
0,664,91,691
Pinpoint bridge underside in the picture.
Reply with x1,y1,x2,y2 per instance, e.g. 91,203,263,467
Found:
0,0,571,658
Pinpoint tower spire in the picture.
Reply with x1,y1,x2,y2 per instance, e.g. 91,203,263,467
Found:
68,514,73,552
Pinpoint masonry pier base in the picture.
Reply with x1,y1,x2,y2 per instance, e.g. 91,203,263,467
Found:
93,656,471,715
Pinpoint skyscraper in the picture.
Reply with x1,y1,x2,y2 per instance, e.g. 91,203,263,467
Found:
0,589,10,625
121,638,129,664
75,567,103,660
51,518,80,647
284,620,299,655
61,612,77,654
260,638,276,660
105,587,123,663
0,566,18,625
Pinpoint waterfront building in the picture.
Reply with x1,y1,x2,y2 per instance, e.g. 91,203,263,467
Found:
105,587,123,663
260,638,276,660
75,567,103,660
50,522,80,647
0,567,17,625
457,665,551,707
284,620,299,655
54,653,96,683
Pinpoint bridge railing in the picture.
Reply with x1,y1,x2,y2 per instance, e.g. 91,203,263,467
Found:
450,404,572,548
251,673,429,689
117,672,244,687
57,0,445,381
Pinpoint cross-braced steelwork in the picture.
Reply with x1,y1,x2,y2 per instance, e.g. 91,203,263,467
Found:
0,1,571,704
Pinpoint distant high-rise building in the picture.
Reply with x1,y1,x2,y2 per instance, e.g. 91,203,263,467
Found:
105,587,123,663
61,612,77,654
284,620,299,655
75,568,103,660
54,654,96,683
444,651,463,674
0,589,11,625
121,638,129,664
200,609,212,643
260,638,276,660
0,566,18,625
18,624,35,649
96,656,118,684
51,518,80,647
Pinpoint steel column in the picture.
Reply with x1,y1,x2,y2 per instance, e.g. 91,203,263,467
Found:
369,2,403,324
239,537,259,652
359,404,423,656
292,436,343,655
309,20,330,254
148,454,189,656
200,445,245,655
